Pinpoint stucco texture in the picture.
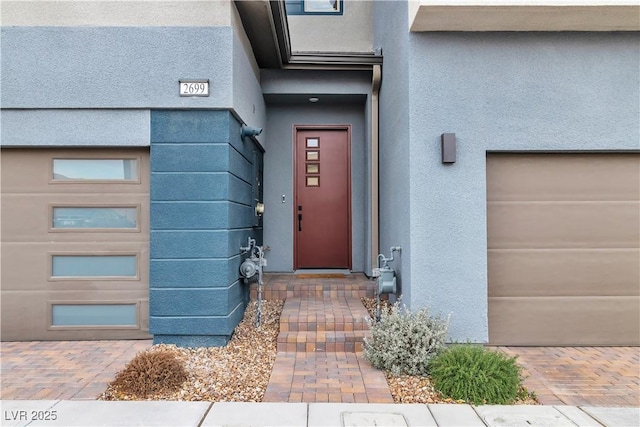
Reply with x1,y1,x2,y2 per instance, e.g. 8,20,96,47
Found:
374,0,640,343
150,110,263,346
287,0,373,53
373,0,412,305
0,0,232,27
1,27,233,109
407,32,639,343
1,109,150,147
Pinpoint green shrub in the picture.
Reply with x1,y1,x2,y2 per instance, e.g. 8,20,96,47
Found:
363,302,449,376
429,344,523,405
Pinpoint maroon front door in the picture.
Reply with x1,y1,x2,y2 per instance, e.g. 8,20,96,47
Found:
294,127,351,269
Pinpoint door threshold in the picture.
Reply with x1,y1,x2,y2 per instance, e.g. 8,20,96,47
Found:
294,269,352,278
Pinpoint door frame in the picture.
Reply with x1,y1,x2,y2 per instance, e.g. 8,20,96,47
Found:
293,124,352,270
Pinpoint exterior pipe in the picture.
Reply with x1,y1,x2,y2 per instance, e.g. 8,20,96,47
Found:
371,64,382,275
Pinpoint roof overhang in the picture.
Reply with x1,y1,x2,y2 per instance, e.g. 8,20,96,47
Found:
235,0,286,68
409,0,640,32
235,0,381,70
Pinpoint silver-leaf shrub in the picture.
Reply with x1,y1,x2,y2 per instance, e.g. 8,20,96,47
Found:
364,302,449,376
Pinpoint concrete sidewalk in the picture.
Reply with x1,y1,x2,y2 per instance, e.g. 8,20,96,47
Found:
2,401,639,427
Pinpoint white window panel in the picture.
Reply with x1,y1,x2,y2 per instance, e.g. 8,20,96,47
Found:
53,159,138,181
52,304,137,326
52,255,137,278
52,207,138,229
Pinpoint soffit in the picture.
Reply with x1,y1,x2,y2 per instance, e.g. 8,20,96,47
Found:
235,0,284,68
409,0,640,31
235,0,381,69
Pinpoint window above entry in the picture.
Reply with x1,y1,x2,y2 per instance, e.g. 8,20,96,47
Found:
409,0,640,31
286,0,344,15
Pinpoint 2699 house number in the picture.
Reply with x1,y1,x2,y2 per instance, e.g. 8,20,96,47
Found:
4,409,57,421
179,80,209,97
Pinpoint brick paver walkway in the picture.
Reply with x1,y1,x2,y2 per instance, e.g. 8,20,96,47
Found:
1,276,638,407
1,340,152,400
499,346,640,407
263,352,393,403
277,297,370,353
261,273,394,403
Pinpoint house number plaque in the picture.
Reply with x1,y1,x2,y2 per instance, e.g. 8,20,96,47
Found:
179,80,210,97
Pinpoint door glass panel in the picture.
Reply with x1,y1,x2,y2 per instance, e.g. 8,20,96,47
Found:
52,207,137,229
306,151,319,161
306,176,319,187
306,138,319,148
52,255,137,277
53,159,138,180
52,304,137,326
306,163,319,174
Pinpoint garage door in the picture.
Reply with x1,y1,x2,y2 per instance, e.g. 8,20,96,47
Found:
487,153,640,346
1,148,150,340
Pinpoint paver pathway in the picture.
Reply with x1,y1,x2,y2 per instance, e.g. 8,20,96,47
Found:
263,352,392,403
498,346,640,407
261,273,394,403
2,275,638,408
1,340,152,400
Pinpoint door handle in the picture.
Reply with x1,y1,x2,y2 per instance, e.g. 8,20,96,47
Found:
298,213,302,231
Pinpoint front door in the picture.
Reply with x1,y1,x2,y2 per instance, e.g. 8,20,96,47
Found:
294,126,351,269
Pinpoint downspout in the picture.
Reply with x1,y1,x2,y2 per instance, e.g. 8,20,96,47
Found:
371,64,382,273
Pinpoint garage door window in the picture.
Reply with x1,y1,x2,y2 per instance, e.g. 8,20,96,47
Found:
51,304,137,327
52,159,138,181
52,207,138,230
51,255,137,278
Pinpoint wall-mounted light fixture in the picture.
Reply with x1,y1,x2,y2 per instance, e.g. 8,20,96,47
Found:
241,125,263,140
441,133,456,164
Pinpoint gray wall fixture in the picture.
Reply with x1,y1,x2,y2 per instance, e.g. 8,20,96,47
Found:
441,133,456,164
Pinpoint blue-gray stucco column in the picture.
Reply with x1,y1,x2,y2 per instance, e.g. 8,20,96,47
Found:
149,110,263,347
